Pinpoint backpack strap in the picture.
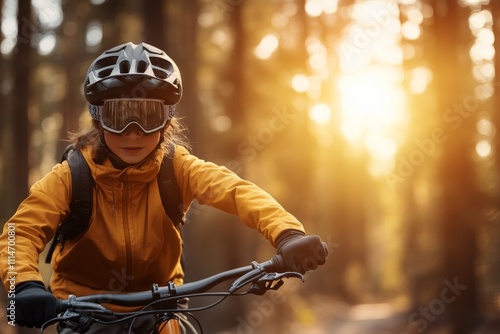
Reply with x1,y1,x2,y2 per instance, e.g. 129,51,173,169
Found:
45,147,94,263
158,147,184,229
158,146,185,269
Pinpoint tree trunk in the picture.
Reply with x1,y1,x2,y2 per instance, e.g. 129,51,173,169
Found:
432,1,479,332
142,0,166,49
486,0,500,321
59,0,87,155
12,0,32,205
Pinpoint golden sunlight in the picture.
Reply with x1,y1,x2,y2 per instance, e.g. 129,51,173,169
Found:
338,66,406,174
335,0,406,175
254,34,279,59
308,103,332,125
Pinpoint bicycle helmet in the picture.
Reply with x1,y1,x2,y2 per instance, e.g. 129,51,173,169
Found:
85,42,182,121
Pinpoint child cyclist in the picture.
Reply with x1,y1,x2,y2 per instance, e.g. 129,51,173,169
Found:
0,42,327,333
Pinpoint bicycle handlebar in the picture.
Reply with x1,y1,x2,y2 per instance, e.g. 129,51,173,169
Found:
56,254,287,313
46,243,328,333
55,242,328,313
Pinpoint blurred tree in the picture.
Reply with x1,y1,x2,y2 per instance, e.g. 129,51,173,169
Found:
487,0,500,321
399,0,445,313
12,0,32,206
161,0,200,144
432,1,480,333
13,2,37,333
142,0,165,48
58,0,90,155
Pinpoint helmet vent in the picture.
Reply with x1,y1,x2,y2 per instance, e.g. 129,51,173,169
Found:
150,57,172,79
94,56,118,71
153,69,168,79
119,60,130,73
94,56,119,78
151,57,173,73
137,60,148,73
97,68,113,78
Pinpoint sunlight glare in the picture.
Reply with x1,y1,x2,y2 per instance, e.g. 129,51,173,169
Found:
86,21,103,47
254,34,279,60
336,0,407,176
476,140,491,158
308,103,331,125
477,118,495,137
399,0,418,4
406,7,423,25
32,0,63,29
198,11,218,28
306,37,327,55
409,66,432,94
401,21,421,40
473,63,495,81
470,39,495,63
305,0,338,17
1,15,16,39
477,28,494,45
1,0,16,55
469,10,492,31
309,53,327,71
476,83,494,100
339,70,404,136
364,133,398,175
212,115,232,132
211,28,233,52
338,67,406,174
38,33,57,55
322,0,339,14
305,0,323,17
461,0,490,6
291,74,310,93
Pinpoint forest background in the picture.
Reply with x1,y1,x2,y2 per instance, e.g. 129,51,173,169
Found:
1,0,500,333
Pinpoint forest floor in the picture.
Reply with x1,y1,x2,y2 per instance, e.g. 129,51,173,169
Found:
218,293,500,334
1,293,500,334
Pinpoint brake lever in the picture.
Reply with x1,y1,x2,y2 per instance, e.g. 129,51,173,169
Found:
262,271,305,282
249,272,305,295
40,310,88,333
57,310,95,333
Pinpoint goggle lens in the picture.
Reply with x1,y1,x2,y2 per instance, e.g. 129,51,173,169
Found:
100,99,168,134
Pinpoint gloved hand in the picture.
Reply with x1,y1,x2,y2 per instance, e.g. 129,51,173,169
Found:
11,281,57,328
276,230,328,273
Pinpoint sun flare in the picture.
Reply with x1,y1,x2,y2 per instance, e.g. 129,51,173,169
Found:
338,66,407,174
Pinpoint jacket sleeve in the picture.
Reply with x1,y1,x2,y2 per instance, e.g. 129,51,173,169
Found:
173,146,305,246
0,162,71,289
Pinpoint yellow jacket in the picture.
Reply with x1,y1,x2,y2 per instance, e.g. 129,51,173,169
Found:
0,145,304,299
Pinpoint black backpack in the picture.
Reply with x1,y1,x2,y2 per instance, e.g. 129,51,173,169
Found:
45,145,184,263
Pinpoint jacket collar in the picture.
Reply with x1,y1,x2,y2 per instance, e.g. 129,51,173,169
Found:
80,146,163,186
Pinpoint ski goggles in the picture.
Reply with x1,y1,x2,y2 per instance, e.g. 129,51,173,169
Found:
99,99,171,134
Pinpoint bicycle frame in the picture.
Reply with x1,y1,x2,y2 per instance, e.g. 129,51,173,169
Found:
41,254,305,334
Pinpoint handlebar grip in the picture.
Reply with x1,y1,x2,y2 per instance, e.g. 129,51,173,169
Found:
271,254,286,272
56,299,70,313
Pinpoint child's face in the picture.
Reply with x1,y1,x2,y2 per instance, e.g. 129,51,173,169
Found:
103,124,161,164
